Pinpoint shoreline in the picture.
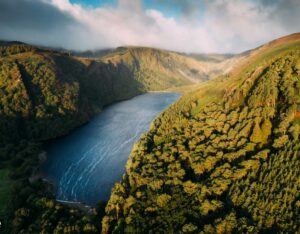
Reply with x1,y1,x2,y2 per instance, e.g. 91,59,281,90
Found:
42,91,181,145
32,151,97,214
33,91,182,214
56,199,95,215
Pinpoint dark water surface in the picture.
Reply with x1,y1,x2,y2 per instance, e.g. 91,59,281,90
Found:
42,93,180,205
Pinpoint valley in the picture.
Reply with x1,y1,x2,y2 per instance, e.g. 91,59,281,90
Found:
0,33,300,233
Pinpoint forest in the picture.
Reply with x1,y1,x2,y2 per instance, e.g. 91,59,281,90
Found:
102,39,300,233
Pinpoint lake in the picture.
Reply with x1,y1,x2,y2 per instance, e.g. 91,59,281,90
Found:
42,93,180,205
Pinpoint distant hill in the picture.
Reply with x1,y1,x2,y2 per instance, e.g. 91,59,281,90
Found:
0,40,247,93
183,53,234,63
71,48,115,58
98,46,238,90
103,33,300,233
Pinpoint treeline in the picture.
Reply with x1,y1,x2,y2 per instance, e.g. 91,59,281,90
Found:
0,43,35,57
102,45,300,233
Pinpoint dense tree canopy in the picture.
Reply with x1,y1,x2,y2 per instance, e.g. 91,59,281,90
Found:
103,42,300,233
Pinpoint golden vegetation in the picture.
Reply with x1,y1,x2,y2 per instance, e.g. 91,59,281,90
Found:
103,36,300,233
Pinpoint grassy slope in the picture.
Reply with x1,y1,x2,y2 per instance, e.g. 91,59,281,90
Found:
102,33,300,233
181,34,300,111
99,47,238,90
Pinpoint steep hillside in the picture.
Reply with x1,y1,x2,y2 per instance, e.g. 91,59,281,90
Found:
103,34,300,233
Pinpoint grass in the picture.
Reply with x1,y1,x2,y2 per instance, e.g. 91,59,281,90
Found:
180,39,300,117
231,40,300,84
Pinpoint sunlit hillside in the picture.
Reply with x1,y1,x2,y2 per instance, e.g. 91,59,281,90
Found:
103,33,300,233
100,46,244,90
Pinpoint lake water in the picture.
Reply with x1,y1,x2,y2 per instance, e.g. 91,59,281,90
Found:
42,93,180,205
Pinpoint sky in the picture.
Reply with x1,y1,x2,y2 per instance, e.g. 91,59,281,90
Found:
0,0,299,53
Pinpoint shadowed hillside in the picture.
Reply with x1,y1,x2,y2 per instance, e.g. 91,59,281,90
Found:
0,44,143,143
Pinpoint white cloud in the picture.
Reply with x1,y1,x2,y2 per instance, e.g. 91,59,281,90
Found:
0,0,299,53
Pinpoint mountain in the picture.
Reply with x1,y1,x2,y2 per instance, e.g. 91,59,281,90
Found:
2,33,300,233
99,46,236,90
102,33,300,233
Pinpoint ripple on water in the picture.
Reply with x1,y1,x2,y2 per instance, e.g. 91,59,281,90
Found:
42,93,180,205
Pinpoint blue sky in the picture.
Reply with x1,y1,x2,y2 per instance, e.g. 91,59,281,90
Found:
70,0,202,18
70,0,117,8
